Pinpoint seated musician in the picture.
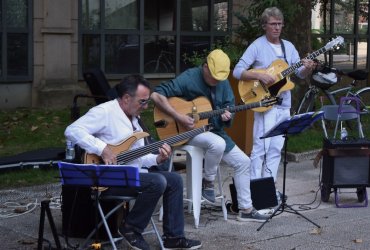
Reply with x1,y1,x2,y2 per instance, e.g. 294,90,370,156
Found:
64,74,201,250
151,49,270,222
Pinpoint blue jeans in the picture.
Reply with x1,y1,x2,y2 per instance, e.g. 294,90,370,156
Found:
105,171,184,237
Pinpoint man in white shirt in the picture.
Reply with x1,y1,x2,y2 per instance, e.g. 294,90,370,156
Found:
233,7,315,200
65,74,202,250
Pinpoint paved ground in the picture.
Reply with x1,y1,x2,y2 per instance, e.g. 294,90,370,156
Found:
1,154,370,250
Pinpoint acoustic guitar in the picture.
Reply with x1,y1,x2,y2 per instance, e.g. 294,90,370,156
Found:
84,124,212,164
238,36,344,112
153,96,279,140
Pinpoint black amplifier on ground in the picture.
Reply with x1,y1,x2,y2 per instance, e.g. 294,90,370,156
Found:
62,185,124,239
322,138,370,188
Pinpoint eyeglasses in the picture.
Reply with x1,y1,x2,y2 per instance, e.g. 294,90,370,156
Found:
267,22,284,28
138,98,151,106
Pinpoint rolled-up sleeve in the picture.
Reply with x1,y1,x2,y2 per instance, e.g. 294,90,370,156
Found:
65,106,108,156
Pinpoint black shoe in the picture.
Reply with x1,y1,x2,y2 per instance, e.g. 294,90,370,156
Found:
121,230,150,250
163,237,202,249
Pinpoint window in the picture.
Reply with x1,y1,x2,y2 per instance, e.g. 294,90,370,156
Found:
79,0,231,77
0,0,32,82
312,0,369,70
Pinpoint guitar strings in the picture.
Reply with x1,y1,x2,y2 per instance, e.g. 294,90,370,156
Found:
116,125,209,165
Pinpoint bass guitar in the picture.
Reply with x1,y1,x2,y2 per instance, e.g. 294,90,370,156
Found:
84,124,212,164
153,96,279,140
238,36,344,112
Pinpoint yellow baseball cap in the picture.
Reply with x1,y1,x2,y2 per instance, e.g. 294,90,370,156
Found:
207,49,230,81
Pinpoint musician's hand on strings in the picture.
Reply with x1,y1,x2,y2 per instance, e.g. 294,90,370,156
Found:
156,143,172,164
259,73,276,87
176,113,195,130
221,109,232,122
101,145,117,165
302,59,315,71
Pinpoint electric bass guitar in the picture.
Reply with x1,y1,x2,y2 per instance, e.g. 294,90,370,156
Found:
153,96,279,140
84,124,212,164
238,36,344,112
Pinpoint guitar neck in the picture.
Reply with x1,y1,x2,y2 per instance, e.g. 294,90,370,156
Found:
116,125,210,164
198,101,263,120
281,46,329,78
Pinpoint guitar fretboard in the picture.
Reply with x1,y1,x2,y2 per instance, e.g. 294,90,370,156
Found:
281,47,328,78
198,101,263,120
116,125,211,164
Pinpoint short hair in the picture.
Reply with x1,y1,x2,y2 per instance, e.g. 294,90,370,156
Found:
260,7,284,26
115,75,151,98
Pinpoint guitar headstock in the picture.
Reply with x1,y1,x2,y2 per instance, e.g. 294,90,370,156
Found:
324,36,344,51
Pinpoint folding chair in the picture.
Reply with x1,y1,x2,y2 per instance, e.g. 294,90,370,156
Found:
58,162,164,250
320,97,368,208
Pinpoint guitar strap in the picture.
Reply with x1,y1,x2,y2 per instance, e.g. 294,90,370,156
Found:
137,117,157,145
280,39,287,63
210,86,217,109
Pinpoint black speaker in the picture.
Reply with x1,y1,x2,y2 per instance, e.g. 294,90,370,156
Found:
250,177,278,210
62,186,124,239
322,138,370,188
228,177,277,211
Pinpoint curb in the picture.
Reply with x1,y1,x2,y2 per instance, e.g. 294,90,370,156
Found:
286,149,321,162
174,149,321,163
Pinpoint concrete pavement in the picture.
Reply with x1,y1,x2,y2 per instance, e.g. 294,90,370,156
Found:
1,155,370,250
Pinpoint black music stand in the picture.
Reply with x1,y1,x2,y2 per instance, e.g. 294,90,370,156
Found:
257,111,324,231
57,161,140,250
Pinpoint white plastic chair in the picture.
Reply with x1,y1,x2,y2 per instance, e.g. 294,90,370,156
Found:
167,145,227,228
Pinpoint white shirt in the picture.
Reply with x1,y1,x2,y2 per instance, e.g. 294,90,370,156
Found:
64,99,158,171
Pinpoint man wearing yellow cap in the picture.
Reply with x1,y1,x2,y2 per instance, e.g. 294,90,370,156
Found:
151,49,270,222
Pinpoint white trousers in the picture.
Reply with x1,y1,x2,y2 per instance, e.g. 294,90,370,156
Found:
188,132,252,209
250,107,290,181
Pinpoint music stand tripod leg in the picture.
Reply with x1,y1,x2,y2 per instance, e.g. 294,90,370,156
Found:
257,132,321,231
37,200,62,250
283,203,321,228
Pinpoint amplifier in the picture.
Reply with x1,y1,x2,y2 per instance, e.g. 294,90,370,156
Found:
62,186,124,238
322,138,370,188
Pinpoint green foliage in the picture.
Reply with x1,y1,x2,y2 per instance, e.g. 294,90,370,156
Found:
183,0,305,68
0,108,72,157
0,106,332,189
0,168,59,189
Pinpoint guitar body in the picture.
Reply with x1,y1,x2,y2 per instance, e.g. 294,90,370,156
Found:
154,97,212,140
84,132,149,164
238,59,294,112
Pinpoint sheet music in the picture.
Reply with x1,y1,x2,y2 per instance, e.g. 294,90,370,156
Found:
58,162,140,187
261,111,324,139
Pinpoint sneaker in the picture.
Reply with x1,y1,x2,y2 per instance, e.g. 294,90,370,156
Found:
202,178,215,203
121,230,150,250
236,208,270,223
163,237,202,250
276,190,288,203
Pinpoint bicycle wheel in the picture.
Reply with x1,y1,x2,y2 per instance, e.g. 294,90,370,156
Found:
355,87,370,114
354,87,370,137
296,89,316,114
144,60,169,73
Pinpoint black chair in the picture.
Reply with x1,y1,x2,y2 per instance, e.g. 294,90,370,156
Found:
83,68,118,105
71,68,118,121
